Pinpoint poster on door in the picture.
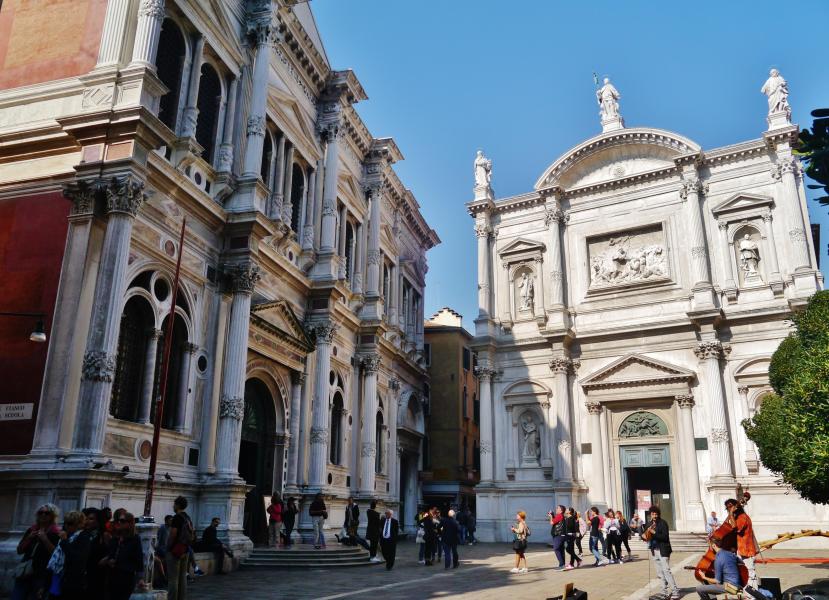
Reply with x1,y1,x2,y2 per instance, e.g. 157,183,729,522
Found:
635,489,651,522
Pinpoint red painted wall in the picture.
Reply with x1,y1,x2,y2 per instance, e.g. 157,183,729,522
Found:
0,191,69,455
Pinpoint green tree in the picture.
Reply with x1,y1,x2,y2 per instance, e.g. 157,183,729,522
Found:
742,291,829,505
796,108,829,207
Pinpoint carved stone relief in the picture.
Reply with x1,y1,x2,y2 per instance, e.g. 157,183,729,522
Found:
588,225,669,290
618,411,667,438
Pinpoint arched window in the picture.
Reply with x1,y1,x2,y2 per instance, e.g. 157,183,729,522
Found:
155,19,186,131
329,392,344,465
153,314,188,430
375,410,384,474
195,63,222,163
261,130,273,186
111,297,154,422
289,163,304,230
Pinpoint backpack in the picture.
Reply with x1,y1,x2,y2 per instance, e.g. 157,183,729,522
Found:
171,514,194,558
526,525,531,537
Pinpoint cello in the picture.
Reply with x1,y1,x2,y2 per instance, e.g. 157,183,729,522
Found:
692,491,751,586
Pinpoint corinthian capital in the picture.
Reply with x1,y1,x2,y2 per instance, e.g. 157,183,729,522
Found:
226,262,261,294
675,394,695,409
103,175,146,216
307,321,338,345
678,177,708,200
585,401,602,415
693,340,725,360
247,17,279,47
544,207,568,227
474,222,491,239
473,365,496,381
548,356,572,374
137,0,165,19
63,179,99,216
219,395,244,420
361,353,382,373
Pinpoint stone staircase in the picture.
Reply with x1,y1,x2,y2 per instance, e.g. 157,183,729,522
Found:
629,532,709,553
240,545,380,569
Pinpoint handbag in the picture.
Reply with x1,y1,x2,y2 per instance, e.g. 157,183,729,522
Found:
14,538,38,580
512,538,527,552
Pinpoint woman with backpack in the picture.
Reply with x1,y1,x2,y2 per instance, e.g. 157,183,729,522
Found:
616,510,632,562
563,507,582,570
509,511,530,574
548,505,566,570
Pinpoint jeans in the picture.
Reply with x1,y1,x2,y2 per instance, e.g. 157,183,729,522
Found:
589,535,603,563
11,575,48,600
442,541,459,568
458,525,467,544
312,516,325,547
651,548,679,596
418,543,426,561
353,535,370,552
696,583,727,599
167,554,188,600
552,535,566,566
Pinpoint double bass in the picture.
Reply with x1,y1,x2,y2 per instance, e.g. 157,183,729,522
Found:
692,491,751,586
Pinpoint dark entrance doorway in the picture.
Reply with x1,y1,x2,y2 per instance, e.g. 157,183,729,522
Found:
239,379,276,545
620,445,675,530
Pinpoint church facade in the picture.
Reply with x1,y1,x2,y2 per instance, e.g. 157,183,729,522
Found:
468,74,825,542
0,0,437,578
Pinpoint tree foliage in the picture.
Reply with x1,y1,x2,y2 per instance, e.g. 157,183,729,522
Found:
796,108,829,207
742,290,829,505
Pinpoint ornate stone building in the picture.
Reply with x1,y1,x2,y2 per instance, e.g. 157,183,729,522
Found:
468,74,826,542
0,0,437,574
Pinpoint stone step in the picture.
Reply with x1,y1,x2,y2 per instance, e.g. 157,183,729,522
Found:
629,532,709,552
241,544,378,570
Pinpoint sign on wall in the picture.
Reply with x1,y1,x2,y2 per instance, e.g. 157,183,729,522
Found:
0,403,34,421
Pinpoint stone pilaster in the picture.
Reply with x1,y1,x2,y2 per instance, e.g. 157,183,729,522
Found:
543,197,568,329
475,219,492,318
131,0,166,67
215,262,261,476
179,35,205,140
73,176,146,456
285,371,306,491
679,171,716,310
96,0,132,68
760,212,783,292
174,342,197,431
585,402,606,504
31,181,98,455
241,15,278,177
716,221,737,299
737,385,760,474
307,321,338,489
474,365,496,483
776,156,812,271
216,77,238,173
549,357,573,483
359,354,381,495
675,394,704,524
693,340,733,481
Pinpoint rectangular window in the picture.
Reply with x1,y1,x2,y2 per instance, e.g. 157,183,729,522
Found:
462,347,471,371
473,393,480,424
424,343,431,367
462,386,468,419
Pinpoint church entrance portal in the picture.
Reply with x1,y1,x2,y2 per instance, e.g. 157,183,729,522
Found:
620,444,675,530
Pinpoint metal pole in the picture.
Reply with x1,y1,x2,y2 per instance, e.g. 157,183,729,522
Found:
143,218,187,518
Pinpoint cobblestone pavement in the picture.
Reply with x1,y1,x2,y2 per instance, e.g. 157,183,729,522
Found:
188,543,829,600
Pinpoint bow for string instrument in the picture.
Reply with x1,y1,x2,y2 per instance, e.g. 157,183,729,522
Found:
690,491,751,586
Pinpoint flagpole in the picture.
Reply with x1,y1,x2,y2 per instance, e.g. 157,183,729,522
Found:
143,217,187,518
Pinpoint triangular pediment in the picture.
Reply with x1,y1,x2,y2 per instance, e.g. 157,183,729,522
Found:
712,193,774,216
580,354,695,390
499,237,545,257
251,300,313,352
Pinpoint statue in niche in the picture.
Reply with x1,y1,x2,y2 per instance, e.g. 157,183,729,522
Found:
474,150,492,188
596,77,621,120
518,271,534,311
521,413,541,461
761,68,790,116
739,234,760,275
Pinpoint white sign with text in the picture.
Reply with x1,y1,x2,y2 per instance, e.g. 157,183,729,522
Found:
0,403,34,421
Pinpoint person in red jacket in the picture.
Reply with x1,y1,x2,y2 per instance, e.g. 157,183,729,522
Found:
267,493,284,548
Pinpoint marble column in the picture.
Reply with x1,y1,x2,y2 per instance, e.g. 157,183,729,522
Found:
215,263,261,476
312,160,325,251
359,354,381,495
318,126,340,256
308,322,338,489
533,256,545,322
137,328,162,424
716,221,737,292
180,35,205,139
499,262,511,327
543,203,567,309
131,0,166,67
285,371,305,490
694,340,733,480
365,185,382,297
675,394,704,522
241,18,277,178
475,220,492,318
737,385,759,473
777,157,812,270
270,135,287,219
96,0,132,68
475,366,496,482
352,223,365,296
282,145,295,225
174,342,197,431
585,402,606,504
760,212,782,283
302,168,316,252
216,77,238,173
680,176,714,293
549,357,573,482
31,182,98,454
73,176,146,455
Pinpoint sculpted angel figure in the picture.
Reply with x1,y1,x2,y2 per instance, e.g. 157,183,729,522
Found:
474,150,492,188
761,68,790,116
596,77,621,120
521,414,540,460
739,234,760,274
518,272,534,311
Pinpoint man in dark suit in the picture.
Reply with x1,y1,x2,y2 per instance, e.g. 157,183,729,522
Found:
365,500,382,562
379,509,399,570
439,509,461,569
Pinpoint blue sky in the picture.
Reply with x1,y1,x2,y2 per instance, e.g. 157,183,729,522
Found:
313,0,829,324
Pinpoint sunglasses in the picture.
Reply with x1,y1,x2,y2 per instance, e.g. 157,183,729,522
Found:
116,518,129,524
37,511,51,516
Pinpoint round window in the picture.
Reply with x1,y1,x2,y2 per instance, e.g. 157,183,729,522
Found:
197,355,208,373
153,278,170,301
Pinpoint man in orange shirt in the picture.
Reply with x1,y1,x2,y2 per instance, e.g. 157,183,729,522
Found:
725,498,760,590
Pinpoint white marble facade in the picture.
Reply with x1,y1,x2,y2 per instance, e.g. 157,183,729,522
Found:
468,75,827,543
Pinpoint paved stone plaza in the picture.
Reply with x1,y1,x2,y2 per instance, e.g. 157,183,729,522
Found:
189,543,829,600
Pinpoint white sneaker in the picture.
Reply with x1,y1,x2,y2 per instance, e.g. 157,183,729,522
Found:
509,567,520,573
519,568,528,573
370,557,382,563
418,560,425,565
